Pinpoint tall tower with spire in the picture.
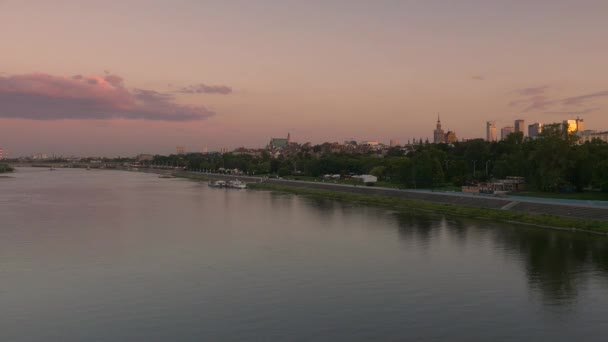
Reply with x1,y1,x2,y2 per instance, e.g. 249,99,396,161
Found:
433,113,445,143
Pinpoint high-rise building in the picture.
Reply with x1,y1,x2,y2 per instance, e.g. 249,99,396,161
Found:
514,119,526,137
501,126,515,140
0,147,3,160
563,117,585,134
176,146,185,154
528,123,542,138
576,117,585,131
486,121,497,142
389,139,400,147
433,114,445,143
445,131,457,144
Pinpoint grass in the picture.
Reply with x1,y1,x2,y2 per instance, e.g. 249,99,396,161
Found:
247,182,608,234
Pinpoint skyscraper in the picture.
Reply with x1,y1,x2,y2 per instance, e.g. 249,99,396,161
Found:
528,123,542,138
433,114,445,143
563,117,585,134
445,131,457,143
486,121,497,142
501,126,515,140
514,119,525,137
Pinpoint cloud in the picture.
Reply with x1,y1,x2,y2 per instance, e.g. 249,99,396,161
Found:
472,75,484,80
177,83,232,95
509,87,608,113
0,73,215,121
514,85,549,96
543,107,600,115
561,91,608,106
509,95,547,108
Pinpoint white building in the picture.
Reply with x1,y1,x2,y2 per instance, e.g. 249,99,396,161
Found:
578,130,608,144
353,175,378,183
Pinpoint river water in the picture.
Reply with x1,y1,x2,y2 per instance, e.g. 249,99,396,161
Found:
1,168,607,341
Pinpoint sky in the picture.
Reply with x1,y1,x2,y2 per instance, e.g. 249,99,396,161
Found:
1,0,608,157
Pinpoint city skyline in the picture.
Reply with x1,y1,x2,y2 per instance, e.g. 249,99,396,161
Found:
1,0,608,156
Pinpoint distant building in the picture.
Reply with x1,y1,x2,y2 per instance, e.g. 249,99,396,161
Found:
353,174,378,183
486,121,497,142
578,130,608,144
136,154,154,162
433,114,445,143
0,147,3,160
514,119,526,137
528,123,542,138
501,126,514,140
176,146,185,155
563,117,584,134
445,131,458,143
269,132,291,149
389,139,400,147
361,140,380,146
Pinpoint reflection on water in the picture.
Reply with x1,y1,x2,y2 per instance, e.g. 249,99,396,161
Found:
305,194,608,308
1,168,607,341
390,211,608,307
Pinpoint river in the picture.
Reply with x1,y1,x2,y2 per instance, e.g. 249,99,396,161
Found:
1,168,607,341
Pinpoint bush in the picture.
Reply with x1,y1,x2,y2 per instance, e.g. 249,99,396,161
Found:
0,164,14,173
278,166,291,177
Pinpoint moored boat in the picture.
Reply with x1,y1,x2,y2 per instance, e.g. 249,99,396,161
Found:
208,180,227,187
227,180,247,189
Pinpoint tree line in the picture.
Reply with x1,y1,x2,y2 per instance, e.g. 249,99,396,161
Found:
150,123,608,192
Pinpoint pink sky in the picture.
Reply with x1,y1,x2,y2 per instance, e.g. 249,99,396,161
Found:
1,0,607,156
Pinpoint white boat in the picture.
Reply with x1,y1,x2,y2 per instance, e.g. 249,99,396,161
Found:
227,180,247,189
208,180,226,187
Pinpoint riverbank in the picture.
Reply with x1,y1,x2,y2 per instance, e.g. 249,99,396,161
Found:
167,171,608,234
248,182,608,234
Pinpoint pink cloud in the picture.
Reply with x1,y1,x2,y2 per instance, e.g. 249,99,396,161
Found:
0,73,215,121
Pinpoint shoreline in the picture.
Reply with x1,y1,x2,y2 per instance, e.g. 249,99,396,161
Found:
169,171,608,235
